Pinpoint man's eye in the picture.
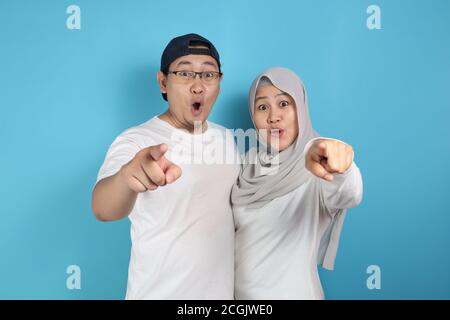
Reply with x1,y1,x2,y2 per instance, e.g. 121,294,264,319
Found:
258,104,268,111
203,72,214,78
179,71,191,77
280,100,289,107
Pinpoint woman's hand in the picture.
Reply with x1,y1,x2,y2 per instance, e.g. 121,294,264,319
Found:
305,139,354,181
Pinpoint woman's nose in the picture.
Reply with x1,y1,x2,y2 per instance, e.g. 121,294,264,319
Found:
268,110,281,123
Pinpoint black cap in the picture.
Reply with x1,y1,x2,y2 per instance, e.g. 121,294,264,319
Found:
160,33,221,101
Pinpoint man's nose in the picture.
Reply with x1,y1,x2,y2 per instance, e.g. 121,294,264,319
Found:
190,77,204,95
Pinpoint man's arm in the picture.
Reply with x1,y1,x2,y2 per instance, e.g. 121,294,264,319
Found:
92,171,139,221
91,143,182,221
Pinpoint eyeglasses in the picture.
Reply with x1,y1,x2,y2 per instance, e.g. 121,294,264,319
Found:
168,70,222,83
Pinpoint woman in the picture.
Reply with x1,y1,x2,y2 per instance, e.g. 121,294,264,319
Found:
231,67,363,299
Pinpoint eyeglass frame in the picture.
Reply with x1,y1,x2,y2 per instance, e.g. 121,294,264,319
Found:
167,70,223,82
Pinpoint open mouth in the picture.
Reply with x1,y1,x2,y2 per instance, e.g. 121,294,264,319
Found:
191,102,203,116
270,129,285,138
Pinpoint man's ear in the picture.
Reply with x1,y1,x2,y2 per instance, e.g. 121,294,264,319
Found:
157,71,167,94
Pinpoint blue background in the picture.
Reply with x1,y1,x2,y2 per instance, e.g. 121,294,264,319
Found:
1,0,449,299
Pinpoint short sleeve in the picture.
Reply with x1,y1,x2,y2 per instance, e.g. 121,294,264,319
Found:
96,135,141,183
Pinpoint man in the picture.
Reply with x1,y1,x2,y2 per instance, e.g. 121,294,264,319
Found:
92,34,240,299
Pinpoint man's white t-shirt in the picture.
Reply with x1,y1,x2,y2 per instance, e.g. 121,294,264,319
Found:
96,116,241,299
233,138,363,300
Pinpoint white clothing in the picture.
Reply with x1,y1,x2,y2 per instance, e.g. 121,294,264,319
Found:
97,116,241,299
233,138,363,299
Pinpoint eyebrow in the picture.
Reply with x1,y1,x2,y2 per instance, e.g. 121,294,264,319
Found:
175,60,218,68
255,92,289,102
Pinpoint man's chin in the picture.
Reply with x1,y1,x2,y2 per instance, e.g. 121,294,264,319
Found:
188,114,204,123
189,111,210,125
185,117,207,134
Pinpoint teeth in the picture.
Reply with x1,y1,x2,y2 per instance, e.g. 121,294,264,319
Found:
192,102,201,110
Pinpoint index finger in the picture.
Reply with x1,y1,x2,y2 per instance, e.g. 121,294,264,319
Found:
147,143,168,161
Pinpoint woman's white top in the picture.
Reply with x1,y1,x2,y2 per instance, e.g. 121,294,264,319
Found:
233,139,363,299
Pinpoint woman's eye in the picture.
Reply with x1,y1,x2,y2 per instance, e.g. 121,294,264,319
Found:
258,104,268,111
280,100,289,107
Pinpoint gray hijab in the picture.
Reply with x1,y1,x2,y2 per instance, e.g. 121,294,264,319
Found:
231,67,319,208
